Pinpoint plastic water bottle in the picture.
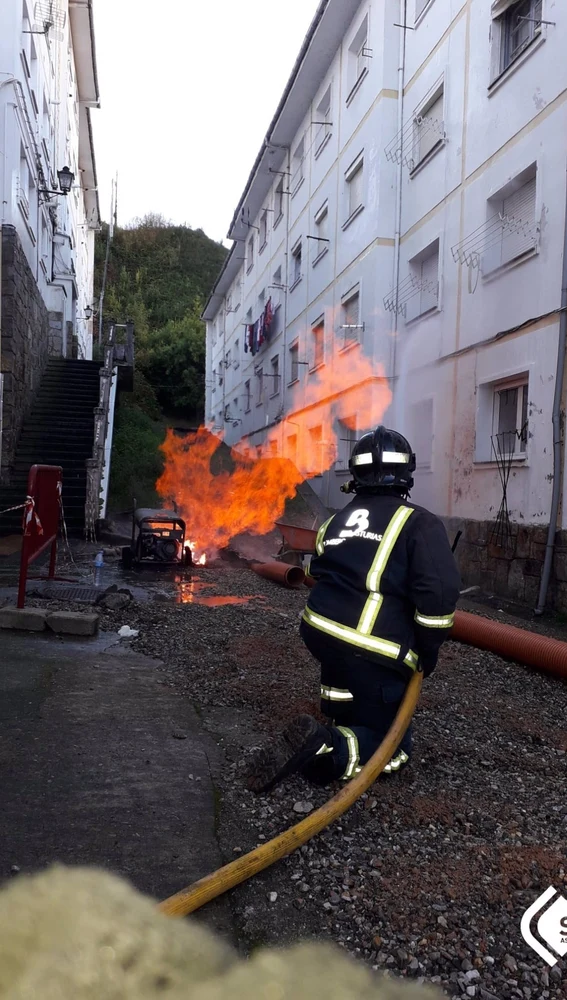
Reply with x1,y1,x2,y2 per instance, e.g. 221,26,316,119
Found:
94,551,104,588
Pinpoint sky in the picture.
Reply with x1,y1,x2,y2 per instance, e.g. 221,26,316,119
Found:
91,0,322,245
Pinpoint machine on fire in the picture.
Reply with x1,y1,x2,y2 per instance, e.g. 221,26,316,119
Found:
122,508,192,569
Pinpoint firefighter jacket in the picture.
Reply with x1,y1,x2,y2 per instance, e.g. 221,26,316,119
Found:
303,493,461,679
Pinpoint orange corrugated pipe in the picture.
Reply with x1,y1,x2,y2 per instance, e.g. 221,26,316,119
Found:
452,609,567,681
251,561,305,588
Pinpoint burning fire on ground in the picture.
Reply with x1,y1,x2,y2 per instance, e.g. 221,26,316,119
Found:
157,347,392,561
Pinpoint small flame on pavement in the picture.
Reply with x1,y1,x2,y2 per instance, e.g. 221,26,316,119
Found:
185,541,207,565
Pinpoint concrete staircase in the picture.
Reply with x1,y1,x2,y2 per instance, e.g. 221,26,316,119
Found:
0,358,100,536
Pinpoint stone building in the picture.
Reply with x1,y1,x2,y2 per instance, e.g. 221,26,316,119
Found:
0,0,99,480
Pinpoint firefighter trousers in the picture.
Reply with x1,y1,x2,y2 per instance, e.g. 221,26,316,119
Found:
299,621,412,785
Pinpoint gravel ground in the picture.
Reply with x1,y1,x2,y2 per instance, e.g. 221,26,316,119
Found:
15,556,567,997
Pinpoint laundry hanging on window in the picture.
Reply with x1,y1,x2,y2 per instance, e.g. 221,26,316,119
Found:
245,298,273,356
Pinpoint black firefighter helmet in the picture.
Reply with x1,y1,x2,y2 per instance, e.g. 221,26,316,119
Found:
348,425,416,493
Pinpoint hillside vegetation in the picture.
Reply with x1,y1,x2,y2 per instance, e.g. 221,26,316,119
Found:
93,214,227,510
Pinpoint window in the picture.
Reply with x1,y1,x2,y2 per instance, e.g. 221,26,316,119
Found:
412,87,444,170
290,241,302,288
272,266,283,334
256,367,264,406
270,355,280,396
247,235,254,273
416,0,434,19
347,14,370,102
245,379,251,412
484,168,537,273
344,155,364,225
231,398,239,421
497,0,542,75
19,146,30,219
287,434,298,467
315,86,332,156
289,342,299,384
313,202,329,265
336,420,358,471
234,339,240,369
407,240,439,320
340,286,361,346
274,178,285,225
291,136,305,194
308,426,323,476
493,378,529,457
310,317,325,370
225,349,231,371
259,210,268,250
410,399,434,469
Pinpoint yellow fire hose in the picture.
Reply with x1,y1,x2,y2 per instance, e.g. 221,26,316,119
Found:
159,670,423,918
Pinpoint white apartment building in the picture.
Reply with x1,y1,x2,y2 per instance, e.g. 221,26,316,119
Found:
204,0,567,607
0,0,99,474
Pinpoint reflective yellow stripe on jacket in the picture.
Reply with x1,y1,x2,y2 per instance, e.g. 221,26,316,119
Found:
414,611,455,629
358,505,415,635
304,505,419,670
302,606,419,670
315,516,334,555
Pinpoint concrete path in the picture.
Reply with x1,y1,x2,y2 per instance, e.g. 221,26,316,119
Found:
0,629,230,933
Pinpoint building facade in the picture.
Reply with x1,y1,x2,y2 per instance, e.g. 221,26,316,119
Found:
0,0,99,478
204,0,567,608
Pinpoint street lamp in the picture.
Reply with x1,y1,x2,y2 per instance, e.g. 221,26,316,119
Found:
84,305,93,321
57,166,74,194
40,166,75,199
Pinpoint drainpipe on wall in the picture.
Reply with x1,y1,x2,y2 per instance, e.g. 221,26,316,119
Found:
534,163,567,614
391,0,407,390
281,147,292,453
1,79,17,226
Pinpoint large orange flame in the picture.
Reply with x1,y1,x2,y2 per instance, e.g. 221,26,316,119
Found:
156,348,391,558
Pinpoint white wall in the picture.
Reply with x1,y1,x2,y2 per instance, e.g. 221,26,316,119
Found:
0,0,97,357
206,0,567,527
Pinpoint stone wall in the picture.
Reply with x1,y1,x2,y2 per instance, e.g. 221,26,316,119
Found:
445,516,567,612
0,225,59,482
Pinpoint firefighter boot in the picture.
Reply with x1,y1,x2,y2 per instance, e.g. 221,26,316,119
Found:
247,715,334,794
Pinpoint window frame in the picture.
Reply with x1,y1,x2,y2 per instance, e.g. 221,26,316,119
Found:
406,239,440,323
288,340,300,386
313,200,330,266
339,284,362,349
335,418,358,473
309,315,325,372
410,83,445,175
490,0,544,89
246,234,254,274
290,239,302,291
255,367,264,407
291,136,306,196
259,209,268,252
343,153,365,229
274,178,285,228
315,85,333,158
483,166,538,278
500,0,542,73
491,376,529,458
346,13,370,105
270,354,280,397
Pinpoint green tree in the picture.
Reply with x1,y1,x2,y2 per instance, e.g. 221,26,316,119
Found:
137,299,206,415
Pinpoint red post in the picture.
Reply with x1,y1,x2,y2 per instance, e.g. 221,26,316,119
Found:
17,465,63,609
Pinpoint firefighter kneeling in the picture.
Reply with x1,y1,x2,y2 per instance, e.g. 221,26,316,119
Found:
248,425,461,793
